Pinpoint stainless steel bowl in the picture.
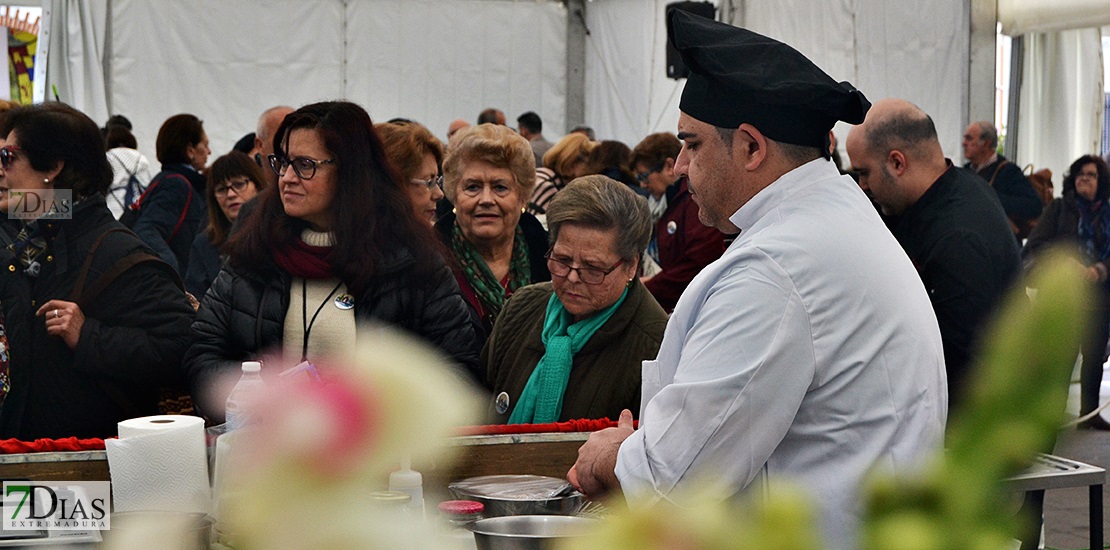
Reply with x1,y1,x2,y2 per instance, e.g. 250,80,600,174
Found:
468,515,598,550
449,475,585,517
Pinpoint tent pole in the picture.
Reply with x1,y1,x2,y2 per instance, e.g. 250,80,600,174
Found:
565,0,587,134
967,0,996,140
1005,36,1023,161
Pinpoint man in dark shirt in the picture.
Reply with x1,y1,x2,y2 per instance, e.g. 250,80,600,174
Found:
962,120,1043,239
847,99,1021,411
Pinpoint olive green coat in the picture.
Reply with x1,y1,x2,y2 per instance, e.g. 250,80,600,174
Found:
481,280,668,423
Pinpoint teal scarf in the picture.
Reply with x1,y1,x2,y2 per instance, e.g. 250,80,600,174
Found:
508,287,630,424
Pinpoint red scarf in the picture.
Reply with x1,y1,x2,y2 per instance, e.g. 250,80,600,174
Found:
271,237,334,279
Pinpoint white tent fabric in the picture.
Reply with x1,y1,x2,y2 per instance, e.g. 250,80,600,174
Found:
347,0,566,142
96,0,565,163
108,0,345,163
1015,28,1104,180
744,0,969,161
584,0,685,145
38,0,1106,177
584,0,969,160
44,0,109,125
999,0,1110,36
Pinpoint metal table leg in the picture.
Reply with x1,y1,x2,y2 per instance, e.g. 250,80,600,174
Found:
1090,483,1103,550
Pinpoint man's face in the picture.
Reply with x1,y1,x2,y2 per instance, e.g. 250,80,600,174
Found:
846,134,903,216
673,112,742,233
961,124,990,164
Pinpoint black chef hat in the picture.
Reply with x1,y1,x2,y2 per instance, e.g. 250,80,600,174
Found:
667,9,870,149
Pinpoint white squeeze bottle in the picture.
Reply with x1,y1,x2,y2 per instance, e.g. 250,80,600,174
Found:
225,361,264,431
388,455,425,517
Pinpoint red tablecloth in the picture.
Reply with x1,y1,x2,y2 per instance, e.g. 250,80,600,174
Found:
0,437,106,454
0,419,632,454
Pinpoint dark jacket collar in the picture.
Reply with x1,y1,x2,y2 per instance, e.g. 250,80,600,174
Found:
160,163,207,195
664,177,689,204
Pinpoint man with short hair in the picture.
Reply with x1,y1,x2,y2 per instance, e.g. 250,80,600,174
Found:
254,105,294,186
961,120,1043,238
569,12,946,548
447,118,470,142
517,111,553,166
847,98,1020,411
477,108,506,126
569,125,595,140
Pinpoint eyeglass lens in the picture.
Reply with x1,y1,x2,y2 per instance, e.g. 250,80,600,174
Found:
268,155,329,180
413,175,443,190
547,256,610,284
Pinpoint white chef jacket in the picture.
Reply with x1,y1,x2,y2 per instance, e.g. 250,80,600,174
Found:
615,158,947,548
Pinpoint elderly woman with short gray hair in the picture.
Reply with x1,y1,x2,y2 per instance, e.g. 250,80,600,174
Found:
482,175,668,424
436,123,551,341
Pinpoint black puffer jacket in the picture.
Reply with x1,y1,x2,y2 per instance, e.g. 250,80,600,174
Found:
183,248,481,419
0,197,195,439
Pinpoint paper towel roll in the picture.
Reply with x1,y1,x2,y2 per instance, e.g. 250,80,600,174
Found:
106,415,212,514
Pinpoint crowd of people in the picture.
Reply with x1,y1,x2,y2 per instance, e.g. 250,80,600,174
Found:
0,8,1106,546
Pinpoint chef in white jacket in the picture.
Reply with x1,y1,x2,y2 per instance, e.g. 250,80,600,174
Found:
568,10,948,549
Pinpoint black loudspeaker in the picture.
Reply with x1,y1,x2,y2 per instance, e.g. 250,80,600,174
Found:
665,1,716,79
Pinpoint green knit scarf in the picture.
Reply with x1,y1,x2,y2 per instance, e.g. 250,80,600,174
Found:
508,287,629,424
451,221,531,320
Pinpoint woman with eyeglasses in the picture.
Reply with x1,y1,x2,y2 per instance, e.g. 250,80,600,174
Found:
527,133,595,227
127,114,210,275
483,175,666,424
184,151,267,298
435,123,551,343
0,103,195,439
184,101,481,419
1022,154,1110,430
374,121,446,224
630,132,727,312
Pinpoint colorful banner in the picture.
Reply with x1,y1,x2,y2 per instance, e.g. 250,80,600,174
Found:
8,28,35,105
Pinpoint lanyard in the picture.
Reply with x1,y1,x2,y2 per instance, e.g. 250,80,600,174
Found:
302,278,344,362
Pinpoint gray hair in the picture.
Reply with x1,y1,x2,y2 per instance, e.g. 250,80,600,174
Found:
442,123,536,203
545,175,652,262
974,121,998,149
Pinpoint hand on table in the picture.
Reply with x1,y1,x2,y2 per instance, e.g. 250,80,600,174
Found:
37,299,85,349
568,408,634,500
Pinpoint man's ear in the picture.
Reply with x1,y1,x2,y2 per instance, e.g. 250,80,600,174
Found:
737,123,767,171
887,150,907,176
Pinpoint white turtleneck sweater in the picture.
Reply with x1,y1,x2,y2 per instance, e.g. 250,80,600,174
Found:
282,229,358,364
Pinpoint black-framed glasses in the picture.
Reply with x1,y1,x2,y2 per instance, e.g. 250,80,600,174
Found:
267,154,336,180
411,175,443,191
545,250,624,285
214,177,254,197
0,145,24,168
635,161,666,183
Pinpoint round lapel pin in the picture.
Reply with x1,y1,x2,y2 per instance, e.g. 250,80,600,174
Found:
495,392,510,414
334,294,355,310
667,220,677,235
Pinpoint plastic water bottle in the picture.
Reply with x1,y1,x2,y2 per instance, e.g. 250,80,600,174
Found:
225,361,264,431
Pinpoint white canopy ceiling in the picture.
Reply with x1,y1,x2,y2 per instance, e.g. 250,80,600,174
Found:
35,0,1110,180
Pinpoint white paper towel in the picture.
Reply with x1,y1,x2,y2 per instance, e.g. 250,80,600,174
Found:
106,415,211,514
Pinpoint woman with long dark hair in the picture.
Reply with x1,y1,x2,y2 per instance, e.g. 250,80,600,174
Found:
1023,154,1110,429
184,101,479,419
